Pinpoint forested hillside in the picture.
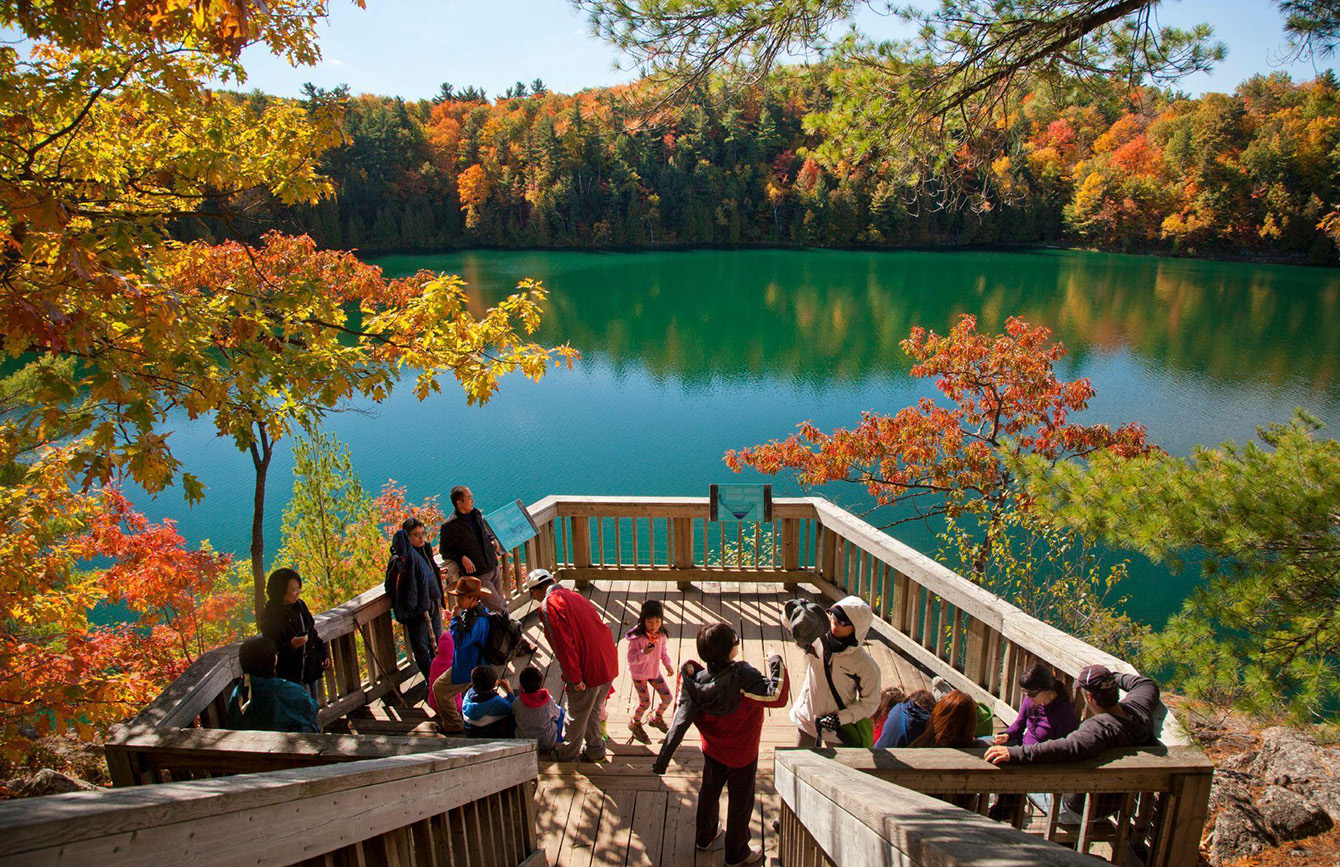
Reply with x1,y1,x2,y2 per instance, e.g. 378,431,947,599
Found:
205,72,1340,261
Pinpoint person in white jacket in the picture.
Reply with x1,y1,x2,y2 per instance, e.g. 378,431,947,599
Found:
789,595,882,747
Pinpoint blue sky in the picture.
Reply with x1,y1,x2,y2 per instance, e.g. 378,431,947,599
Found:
230,0,1334,100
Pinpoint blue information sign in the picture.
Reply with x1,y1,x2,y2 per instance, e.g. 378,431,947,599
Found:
485,499,540,552
709,484,773,523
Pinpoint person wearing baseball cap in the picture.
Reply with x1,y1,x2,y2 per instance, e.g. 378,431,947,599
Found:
525,568,619,762
985,663,1160,766
985,662,1164,820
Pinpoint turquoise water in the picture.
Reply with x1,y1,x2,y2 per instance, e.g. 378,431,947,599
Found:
133,249,1340,627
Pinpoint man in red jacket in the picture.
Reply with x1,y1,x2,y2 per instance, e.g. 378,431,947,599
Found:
525,569,619,762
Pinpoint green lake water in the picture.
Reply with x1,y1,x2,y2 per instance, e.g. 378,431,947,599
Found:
135,248,1340,628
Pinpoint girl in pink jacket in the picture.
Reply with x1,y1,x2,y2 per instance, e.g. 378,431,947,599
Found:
625,599,674,734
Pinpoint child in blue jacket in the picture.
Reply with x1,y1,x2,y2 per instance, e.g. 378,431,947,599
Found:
463,665,516,738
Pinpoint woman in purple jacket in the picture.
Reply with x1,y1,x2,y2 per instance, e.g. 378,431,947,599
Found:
995,662,1080,747
987,662,1079,822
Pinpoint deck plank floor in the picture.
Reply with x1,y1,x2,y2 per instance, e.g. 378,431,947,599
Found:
348,581,934,866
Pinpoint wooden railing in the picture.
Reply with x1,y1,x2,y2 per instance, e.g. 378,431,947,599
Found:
108,493,1208,866
532,495,820,588
531,495,1190,743
106,584,420,786
807,747,1213,866
776,749,1109,867
2,741,541,867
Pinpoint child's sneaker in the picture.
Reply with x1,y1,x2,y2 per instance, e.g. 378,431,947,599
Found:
648,714,668,731
630,721,650,743
725,848,763,866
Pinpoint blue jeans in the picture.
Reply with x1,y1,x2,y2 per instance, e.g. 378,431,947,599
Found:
405,616,437,680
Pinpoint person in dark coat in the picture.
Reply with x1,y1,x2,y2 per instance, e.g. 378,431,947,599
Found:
439,486,507,613
391,522,444,680
986,663,1164,821
403,517,445,640
258,568,329,698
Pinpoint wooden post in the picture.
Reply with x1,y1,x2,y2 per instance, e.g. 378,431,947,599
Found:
819,527,837,584
674,516,694,592
892,571,911,634
966,617,988,687
1155,769,1212,867
781,518,801,578
572,516,592,590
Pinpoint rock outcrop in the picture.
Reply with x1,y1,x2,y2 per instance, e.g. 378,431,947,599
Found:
1207,727,1339,864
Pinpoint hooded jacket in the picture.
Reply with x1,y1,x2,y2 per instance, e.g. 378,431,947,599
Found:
788,595,882,738
390,529,444,623
872,699,931,749
227,674,320,733
654,655,790,772
513,688,564,751
540,585,619,687
449,605,490,685
425,630,455,712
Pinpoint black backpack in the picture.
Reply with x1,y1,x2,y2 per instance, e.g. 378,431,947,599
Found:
484,610,523,665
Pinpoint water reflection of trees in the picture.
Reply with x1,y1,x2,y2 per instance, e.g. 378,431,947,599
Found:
444,250,1340,391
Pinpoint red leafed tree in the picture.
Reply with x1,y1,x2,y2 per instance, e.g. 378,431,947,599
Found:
725,314,1154,570
374,481,446,540
0,448,241,765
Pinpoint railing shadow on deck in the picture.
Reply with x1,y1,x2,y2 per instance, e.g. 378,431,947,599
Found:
83,494,1208,867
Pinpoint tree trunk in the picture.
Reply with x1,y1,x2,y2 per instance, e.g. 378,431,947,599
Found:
250,420,274,620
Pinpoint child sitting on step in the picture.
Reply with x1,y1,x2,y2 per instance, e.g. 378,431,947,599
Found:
625,599,675,740
462,665,516,738
512,665,565,752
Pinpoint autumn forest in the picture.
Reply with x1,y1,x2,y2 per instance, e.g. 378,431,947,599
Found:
203,71,1340,263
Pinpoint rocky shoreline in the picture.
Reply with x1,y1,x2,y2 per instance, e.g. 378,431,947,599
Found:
1205,726,1340,865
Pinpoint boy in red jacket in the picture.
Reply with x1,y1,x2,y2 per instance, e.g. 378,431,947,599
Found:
525,569,620,763
653,622,790,867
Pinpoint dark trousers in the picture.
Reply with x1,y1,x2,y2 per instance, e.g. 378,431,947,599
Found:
404,616,436,680
697,755,758,864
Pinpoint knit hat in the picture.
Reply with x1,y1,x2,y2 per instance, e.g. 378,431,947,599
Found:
783,598,829,648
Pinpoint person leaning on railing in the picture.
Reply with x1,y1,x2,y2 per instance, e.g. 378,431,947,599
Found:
258,568,330,699
985,664,1162,821
439,486,507,614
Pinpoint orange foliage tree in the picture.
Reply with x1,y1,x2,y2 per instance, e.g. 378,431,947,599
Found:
725,315,1155,570
0,446,240,765
374,482,446,540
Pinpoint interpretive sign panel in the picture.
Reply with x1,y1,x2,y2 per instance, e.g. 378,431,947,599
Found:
709,483,773,523
485,499,540,552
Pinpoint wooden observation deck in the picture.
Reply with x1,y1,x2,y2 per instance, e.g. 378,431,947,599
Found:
0,497,1213,867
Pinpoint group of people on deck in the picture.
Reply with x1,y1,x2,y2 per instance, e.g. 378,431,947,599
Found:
223,486,1167,867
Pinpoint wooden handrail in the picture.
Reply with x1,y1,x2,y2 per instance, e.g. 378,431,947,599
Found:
776,749,1108,866
2,741,541,867
817,745,1213,793
776,747,1211,866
